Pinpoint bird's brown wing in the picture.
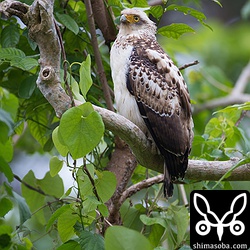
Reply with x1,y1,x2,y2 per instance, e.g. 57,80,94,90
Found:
126,44,193,184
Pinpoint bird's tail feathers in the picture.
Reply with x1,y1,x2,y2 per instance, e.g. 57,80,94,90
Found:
163,161,173,198
163,152,188,198
163,150,188,179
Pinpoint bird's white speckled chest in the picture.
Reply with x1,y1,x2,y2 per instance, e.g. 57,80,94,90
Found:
110,37,147,133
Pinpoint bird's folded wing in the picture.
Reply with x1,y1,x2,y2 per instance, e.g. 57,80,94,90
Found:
126,46,193,177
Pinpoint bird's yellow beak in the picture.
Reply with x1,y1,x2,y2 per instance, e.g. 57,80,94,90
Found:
120,14,134,23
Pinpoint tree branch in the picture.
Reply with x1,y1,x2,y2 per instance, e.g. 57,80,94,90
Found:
179,60,199,71
0,0,29,23
88,0,117,46
92,106,250,180
120,174,163,204
84,0,114,111
28,0,72,117
14,174,46,196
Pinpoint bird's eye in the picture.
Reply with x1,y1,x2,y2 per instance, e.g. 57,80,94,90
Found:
133,16,140,22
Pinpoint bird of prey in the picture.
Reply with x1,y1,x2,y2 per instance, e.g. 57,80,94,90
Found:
110,8,193,198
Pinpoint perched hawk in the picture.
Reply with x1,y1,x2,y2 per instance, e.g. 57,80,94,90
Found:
110,9,193,198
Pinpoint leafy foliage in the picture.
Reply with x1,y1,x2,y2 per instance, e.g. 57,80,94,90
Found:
1,0,250,249
105,226,152,250
55,102,105,159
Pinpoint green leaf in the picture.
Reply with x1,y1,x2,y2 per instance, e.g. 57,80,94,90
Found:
49,156,64,177
0,47,38,71
56,13,79,35
0,156,13,182
215,102,250,114
57,205,78,242
21,171,45,223
148,224,165,248
77,165,95,198
18,76,37,99
128,0,149,8
149,6,163,20
166,5,212,30
0,87,19,118
158,23,195,39
0,225,12,235
0,197,13,217
13,192,31,224
204,117,222,138
21,171,64,224
0,138,13,162
27,107,49,147
167,203,189,245
120,202,146,231
10,57,38,71
105,226,153,250
98,203,109,217
1,25,20,47
0,47,25,60
140,214,167,228
40,172,64,197
0,225,12,249
95,171,117,202
79,55,93,98
57,240,80,250
64,71,85,102
52,126,69,156
82,195,100,214
60,187,73,200
46,204,71,231
0,123,9,144
0,108,14,138
79,230,104,250
58,102,104,159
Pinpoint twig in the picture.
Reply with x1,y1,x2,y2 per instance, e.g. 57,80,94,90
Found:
83,164,100,201
179,60,199,70
235,110,248,127
88,0,116,46
119,174,163,205
106,143,137,225
95,209,113,227
54,19,75,107
14,174,46,196
84,0,114,111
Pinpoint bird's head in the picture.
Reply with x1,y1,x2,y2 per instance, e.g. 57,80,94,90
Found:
118,9,156,36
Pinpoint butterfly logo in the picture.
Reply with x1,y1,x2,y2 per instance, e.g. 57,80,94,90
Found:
193,193,247,241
